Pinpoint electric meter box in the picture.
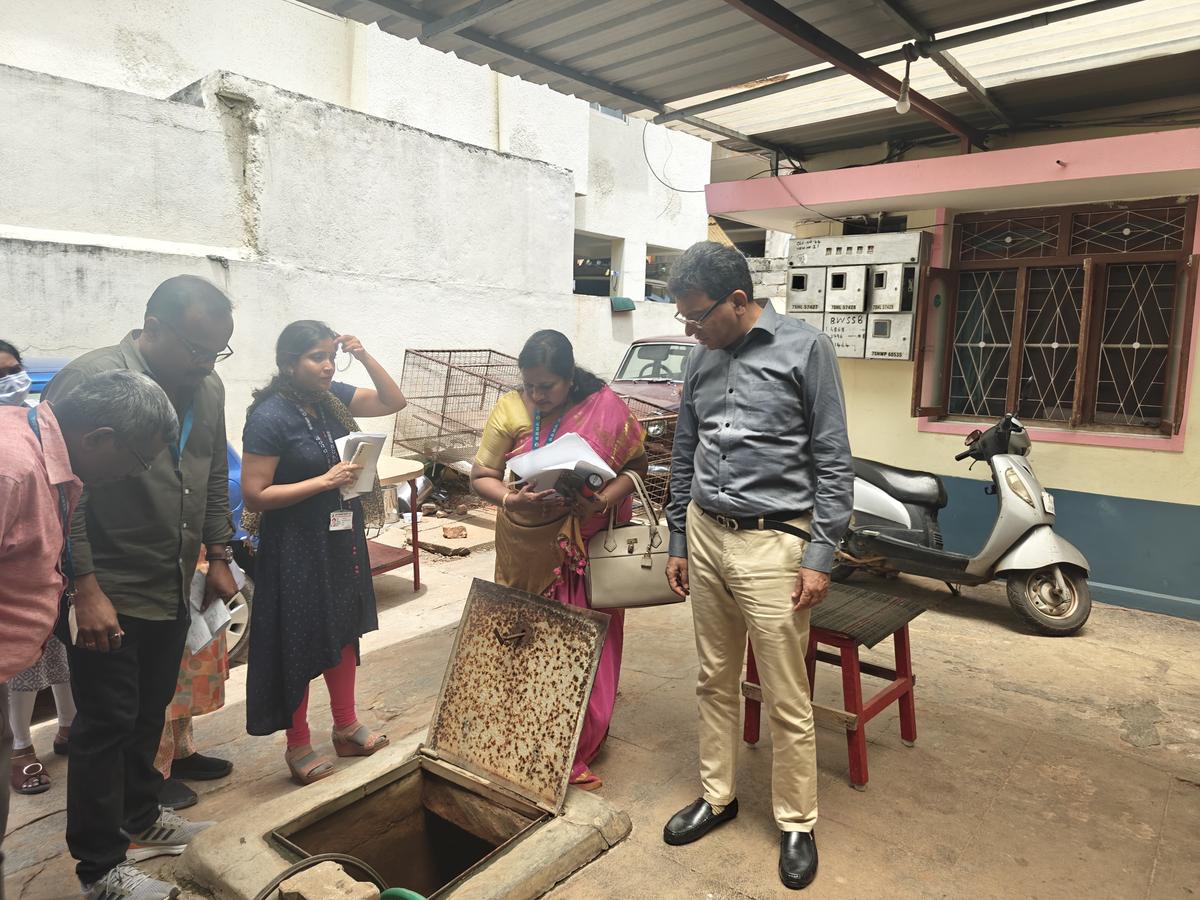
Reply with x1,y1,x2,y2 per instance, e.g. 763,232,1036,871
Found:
865,313,914,360
790,312,825,331
786,232,930,358
823,313,868,358
866,263,918,313
790,232,929,267
825,266,867,312
786,267,826,313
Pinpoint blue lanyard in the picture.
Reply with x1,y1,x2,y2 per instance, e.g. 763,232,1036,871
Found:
26,407,74,586
294,403,340,467
531,409,563,449
174,404,195,463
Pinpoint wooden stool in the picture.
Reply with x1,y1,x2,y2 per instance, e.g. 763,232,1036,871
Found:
370,457,425,590
742,624,917,790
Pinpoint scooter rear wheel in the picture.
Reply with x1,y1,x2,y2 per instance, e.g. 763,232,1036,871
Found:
1006,566,1091,636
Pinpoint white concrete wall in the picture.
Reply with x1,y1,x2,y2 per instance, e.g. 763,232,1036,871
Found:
1,239,681,443
574,112,711,298
0,65,244,251
0,0,709,300
0,0,355,103
0,66,685,443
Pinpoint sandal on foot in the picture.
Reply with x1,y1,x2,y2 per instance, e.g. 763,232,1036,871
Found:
331,723,389,758
11,748,51,795
285,747,335,786
53,726,70,757
569,767,603,792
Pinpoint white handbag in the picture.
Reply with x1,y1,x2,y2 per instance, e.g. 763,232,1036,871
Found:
586,471,684,610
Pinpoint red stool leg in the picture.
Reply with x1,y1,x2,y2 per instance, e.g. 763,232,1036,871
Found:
840,643,868,790
895,625,917,747
743,639,761,745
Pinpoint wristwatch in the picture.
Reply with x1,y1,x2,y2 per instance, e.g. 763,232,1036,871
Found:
209,545,234,563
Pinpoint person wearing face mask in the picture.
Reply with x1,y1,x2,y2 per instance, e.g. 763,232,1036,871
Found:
41,276,239,900
0,340,78,800
240,321,406,785
0,341,33,407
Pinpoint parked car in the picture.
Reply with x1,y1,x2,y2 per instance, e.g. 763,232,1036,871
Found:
609,335,696,411
29,358,255,663
608,337,696,512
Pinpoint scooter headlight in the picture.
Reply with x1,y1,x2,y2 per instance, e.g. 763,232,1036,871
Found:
1004,468,1035,507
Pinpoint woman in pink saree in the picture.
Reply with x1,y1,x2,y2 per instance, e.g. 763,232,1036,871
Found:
471,330,647,791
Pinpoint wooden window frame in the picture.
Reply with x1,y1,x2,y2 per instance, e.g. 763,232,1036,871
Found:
912,197,1197,434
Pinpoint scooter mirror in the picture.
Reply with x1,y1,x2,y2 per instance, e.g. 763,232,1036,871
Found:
965,429,982,445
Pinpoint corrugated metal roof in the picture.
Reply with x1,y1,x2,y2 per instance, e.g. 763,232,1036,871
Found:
302,0,1200,155
737,49,1200,156
672,0,1200,154
304,0,1058,108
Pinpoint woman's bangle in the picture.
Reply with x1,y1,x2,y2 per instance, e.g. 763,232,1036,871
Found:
501,492,511,510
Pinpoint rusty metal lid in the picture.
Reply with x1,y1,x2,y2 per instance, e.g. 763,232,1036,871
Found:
426,578,610,815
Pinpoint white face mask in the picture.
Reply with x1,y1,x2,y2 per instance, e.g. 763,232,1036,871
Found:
0,370,32,407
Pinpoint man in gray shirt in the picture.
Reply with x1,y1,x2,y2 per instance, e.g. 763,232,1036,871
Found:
661,242,853,891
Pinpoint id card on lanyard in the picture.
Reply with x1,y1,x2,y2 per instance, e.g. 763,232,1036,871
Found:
294,403,351,532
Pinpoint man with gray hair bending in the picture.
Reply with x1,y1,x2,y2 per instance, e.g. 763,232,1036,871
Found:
43,275,238,900
0,370,177,898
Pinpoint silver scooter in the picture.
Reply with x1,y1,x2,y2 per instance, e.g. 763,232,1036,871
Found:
834,414,1091,635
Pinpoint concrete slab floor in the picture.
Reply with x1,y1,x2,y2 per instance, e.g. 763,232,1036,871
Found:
4,557,1198,899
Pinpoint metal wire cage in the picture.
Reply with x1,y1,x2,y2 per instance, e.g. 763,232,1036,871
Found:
393,349,522,469
619,396,678,514
393,349,679,512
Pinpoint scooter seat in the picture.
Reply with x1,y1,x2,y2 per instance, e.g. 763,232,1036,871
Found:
853,458,948,510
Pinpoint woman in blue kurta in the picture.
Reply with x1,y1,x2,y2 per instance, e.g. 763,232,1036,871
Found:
240,321,406,785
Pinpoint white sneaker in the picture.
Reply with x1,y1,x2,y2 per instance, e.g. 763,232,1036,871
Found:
125,807,215,861
81,862,180,899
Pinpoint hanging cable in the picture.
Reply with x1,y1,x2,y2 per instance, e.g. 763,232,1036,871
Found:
641,120,710,193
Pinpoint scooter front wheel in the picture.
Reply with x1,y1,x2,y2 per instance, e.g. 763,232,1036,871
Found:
1006,566,1091,636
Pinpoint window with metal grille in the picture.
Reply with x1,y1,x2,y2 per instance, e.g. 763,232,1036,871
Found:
913,198,1197,435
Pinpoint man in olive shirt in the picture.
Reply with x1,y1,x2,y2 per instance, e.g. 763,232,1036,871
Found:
661,243,853,891
43,276,239,898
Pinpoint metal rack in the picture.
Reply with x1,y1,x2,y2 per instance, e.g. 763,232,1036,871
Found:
619,396,677,514
393,349,522,469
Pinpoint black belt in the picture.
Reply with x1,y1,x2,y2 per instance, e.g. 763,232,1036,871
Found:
699,507,812,542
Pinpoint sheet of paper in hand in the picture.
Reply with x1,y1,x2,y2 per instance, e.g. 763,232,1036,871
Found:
185,560,244,654
507,432,617,493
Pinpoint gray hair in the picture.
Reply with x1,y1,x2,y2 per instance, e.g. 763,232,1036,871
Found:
667,241,754,304
53,370,179,447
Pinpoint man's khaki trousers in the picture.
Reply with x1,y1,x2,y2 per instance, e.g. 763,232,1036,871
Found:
686,502,818,832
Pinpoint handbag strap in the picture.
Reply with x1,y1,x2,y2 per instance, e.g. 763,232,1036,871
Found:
603,470,659,550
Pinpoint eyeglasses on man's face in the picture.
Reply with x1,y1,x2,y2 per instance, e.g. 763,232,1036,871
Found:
162,319,234,364
674,292,731,327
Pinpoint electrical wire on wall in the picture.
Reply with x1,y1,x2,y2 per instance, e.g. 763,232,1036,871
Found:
641,120,709,193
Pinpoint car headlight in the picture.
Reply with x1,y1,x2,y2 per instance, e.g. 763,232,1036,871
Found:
1004,468,1034,507
646,421,666,438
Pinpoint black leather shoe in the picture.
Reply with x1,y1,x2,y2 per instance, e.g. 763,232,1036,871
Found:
663,797,739,846
157,778,198,810
171,752,233,781
779,831,818,890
